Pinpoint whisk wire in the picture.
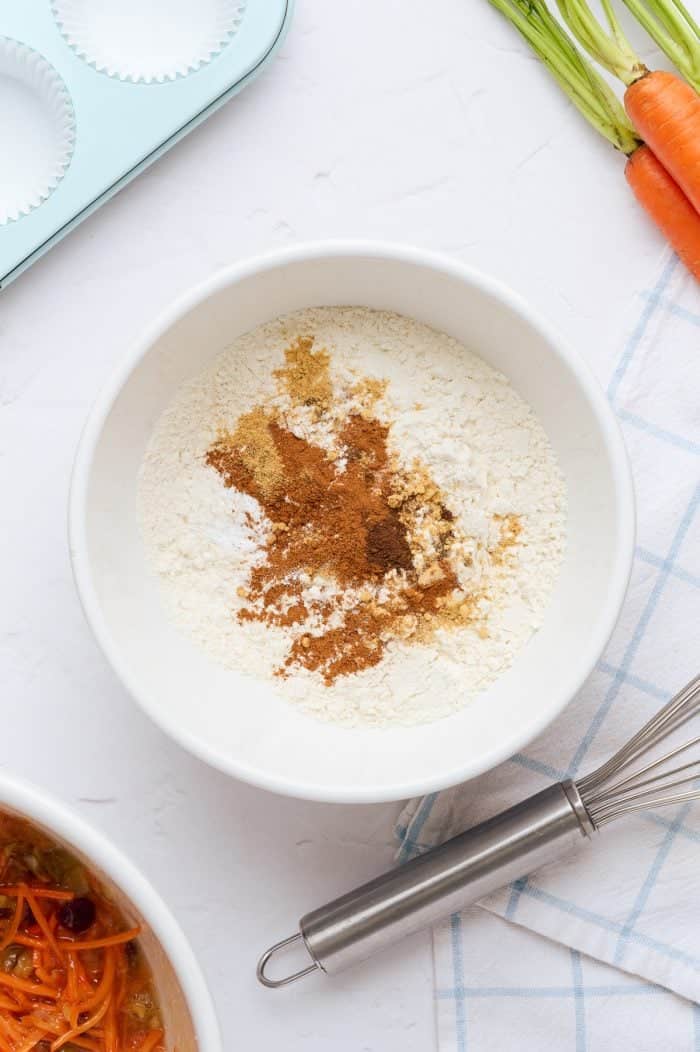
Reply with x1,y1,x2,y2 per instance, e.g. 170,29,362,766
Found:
576,674,700,827
595,736,700,797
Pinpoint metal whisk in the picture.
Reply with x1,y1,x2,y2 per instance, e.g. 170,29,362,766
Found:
257,673,700,988
578,672,700,825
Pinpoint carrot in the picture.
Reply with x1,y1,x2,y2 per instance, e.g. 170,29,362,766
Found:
23,891,63,962
59,926,141,951
32,950,61,990
68,1038,101,1052
556,0,700,213
621,0,700,93
103,991,118,1052
0,830,163,1052
0,887,74,903
50,996,110,1052
486,0,700,281
0,893,24,952
138,1029,165,1052
78,947,116,1013
0,971,59,1000
18,925,141,951
625,70,700,213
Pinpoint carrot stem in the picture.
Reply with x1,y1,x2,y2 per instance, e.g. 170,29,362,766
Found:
487,0,640,150
621,0,700,90
556,0,647,83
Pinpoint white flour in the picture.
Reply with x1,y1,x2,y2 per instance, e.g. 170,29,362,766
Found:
138,307,566,727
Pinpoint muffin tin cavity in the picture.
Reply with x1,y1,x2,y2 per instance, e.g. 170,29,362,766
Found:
0,38,75,225
0,0,290,288
51,0,247,84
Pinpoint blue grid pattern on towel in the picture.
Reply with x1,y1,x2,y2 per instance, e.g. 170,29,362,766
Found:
396,254,700,1049
435,927,700,1052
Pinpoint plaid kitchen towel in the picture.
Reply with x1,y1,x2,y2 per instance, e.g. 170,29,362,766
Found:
396,250,700,1048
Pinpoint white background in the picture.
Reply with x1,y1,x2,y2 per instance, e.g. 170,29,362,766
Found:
0,2,668,1049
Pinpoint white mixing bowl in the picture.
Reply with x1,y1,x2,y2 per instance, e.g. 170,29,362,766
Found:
69,242,634,803
0,770,221,1052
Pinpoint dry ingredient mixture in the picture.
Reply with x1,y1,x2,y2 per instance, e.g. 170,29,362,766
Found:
139,308,567,727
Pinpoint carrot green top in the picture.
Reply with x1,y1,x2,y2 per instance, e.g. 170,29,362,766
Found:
557,0,700,92
487,0,641,152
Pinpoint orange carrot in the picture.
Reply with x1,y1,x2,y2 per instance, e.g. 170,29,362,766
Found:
19,924,142,951
555,0,700,215
138,1029,165,1052
12,934,43,948
487,0,700,281
0,893,24,952
625,70,700,213
59,926,141,951
68,1038,101,1052
103,991,118,1052
0,971,59,1000
0,887,74,903
78,947,116,1013
24,891,63,961
625,144,700,278
50,996,110,1052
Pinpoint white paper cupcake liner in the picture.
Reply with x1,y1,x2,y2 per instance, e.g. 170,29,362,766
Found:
0,38,75,225
52,0,247,85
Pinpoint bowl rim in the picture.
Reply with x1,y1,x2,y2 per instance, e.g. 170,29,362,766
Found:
69,239,636,804
0,769,222,1052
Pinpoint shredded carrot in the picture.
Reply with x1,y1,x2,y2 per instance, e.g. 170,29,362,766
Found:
17,1031,47,1052
24,890,63,961
23,1014,64,1035
50,995,110,1052
103,989,118,1052
11,934,42,948
0,892,24,952
64,952,82,1027
0,820,166,1052
138,1029,165,1052
0,886,74,902
0,971,59,999
80,947,116,1014
32,948,59,990
69,1038,102,1052
59,926,141,951
66,951,79,1000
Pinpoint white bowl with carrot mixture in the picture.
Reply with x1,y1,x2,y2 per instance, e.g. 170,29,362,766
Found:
0,770,222,1052
69,242,634,804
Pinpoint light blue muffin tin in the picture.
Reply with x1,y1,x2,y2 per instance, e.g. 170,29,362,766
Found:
0,1,292,289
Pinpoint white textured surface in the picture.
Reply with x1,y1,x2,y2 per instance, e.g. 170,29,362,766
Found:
0,1,667,1048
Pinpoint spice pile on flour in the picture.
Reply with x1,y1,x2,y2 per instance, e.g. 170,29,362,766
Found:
139,308,566,726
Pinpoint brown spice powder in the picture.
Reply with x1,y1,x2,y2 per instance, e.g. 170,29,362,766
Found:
208,408,283,500
492,514,523,565
205,337,517,685
274,335,333,410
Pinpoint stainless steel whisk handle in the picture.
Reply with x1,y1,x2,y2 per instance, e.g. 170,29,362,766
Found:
257,781,595,987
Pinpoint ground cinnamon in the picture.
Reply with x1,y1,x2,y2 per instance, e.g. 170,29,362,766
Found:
205,338,516,685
